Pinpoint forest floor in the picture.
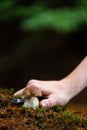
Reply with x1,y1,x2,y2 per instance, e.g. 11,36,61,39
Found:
0,88,87,130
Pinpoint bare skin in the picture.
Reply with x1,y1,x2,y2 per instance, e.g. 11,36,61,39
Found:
14,56,87,108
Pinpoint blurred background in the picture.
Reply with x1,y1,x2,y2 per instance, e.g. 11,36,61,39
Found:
0,0,87,111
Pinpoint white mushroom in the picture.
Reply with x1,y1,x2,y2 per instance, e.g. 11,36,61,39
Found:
23,97,39,109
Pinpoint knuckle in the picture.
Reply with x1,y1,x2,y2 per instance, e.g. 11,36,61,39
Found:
28,79,36,84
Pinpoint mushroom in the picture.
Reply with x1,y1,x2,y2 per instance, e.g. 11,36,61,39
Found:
22,88,39,109
12,88,40,109
23,96,39,109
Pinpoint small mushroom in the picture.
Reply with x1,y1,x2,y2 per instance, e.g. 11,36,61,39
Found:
22,88,40,109
12,88,40,109
23,97,39,109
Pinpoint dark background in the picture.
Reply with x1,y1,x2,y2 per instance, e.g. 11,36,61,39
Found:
0,0,87,107
0,25,87,90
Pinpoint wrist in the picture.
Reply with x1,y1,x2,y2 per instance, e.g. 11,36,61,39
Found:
61,77,81,100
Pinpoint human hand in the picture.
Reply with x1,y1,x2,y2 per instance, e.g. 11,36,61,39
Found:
14,79,72,108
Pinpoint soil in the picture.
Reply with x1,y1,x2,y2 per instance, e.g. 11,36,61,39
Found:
0,88,87,130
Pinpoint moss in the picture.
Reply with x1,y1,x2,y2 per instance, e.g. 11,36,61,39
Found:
0,88,87,130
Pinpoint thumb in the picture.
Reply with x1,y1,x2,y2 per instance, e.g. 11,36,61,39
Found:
40,98,56,108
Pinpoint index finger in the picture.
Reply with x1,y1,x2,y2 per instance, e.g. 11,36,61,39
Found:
14,88,25,96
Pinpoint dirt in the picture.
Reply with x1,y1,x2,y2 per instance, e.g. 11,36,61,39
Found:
0,88,87,130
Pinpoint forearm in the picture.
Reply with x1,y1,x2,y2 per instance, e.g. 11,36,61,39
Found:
63,56,87,97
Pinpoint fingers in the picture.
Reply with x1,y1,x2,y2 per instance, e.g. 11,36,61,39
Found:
39,97,56,108
14,88,25,96
14,82,42,98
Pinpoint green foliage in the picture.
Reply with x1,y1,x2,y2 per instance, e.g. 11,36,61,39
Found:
64,110,82,124
22,105,28,112
0,0,87,33
8,88,14,95
0,87,14,95
0,0,15,21
21,7,87,33
36,107,46,113
53,105,63,112
82,118,87,127
64,110,74,119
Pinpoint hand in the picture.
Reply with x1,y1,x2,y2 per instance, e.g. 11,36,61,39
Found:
14,79,71,108
14,57,87,108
